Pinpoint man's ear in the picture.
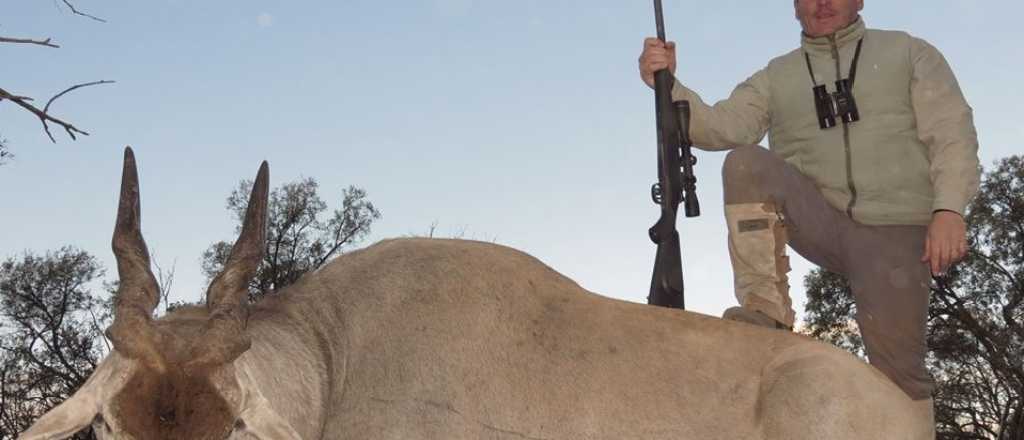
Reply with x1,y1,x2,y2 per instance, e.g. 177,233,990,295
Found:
18,356,131,440
232,393,302,440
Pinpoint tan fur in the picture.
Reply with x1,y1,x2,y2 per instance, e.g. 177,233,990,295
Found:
22,237,932,439
110,369,234,440
236,238,930,439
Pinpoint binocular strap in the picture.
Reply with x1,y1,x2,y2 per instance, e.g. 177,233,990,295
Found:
803,37,864,88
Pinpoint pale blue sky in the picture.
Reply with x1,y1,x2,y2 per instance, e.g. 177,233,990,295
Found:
1,1,1020,322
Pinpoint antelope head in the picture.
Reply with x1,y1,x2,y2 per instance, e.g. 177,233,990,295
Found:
19,148,298,440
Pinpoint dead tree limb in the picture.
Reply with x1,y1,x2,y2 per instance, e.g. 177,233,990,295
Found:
0,0,110,144
0,37,60,48
0,81,114,142
60,0,106,23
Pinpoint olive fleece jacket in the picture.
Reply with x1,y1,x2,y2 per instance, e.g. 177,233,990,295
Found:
672,18,980,225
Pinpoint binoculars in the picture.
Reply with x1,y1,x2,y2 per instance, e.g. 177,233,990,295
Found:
812,79,860,129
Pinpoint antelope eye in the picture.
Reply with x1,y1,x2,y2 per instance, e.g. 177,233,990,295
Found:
92,414,112,432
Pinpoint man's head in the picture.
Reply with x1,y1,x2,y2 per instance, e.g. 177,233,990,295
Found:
794,0,864,37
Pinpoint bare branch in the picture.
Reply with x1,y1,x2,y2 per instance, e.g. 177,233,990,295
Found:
87,306,111,354
0,37,60,48
0,80,114,142
60,0,107,23
43,80,114,115
0,93,34,102
314,221,365,269
0,138,11,165
152,257,177,314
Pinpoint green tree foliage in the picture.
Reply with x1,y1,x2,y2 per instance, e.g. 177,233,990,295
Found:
802,269,864,358
802,156,1024,439
0,247,108,440
201,177,381,302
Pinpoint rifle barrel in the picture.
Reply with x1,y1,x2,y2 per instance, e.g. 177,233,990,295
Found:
654,0,667,41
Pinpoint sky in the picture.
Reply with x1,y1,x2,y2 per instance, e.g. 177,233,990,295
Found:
1,1,1020,324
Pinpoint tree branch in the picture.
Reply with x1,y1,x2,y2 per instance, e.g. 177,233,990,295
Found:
152,257,176,314
0,81,114,142
43,81,111,115
87,306,110,353
934,280,1024,390
315,223,363,269
61,0,107,23
0,36,60,48
16,334,78,388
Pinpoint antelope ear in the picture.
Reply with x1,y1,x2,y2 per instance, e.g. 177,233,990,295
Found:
18,355,132,440
232,394,302,440
17,392,99,440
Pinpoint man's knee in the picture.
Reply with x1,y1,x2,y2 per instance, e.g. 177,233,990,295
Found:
722,144,772,203
720,146,770,182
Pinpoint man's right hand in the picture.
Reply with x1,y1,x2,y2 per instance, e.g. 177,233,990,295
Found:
639,37,677,89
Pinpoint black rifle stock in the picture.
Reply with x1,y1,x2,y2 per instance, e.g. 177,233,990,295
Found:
647,0,699,309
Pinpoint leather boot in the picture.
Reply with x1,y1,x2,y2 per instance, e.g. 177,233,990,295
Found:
722,306,793,330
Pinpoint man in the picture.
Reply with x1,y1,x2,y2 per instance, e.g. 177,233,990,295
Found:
637,0,979,420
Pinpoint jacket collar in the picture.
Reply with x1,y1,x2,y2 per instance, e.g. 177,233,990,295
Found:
801,16,865,55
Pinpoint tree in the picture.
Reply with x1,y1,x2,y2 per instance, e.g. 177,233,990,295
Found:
802,155,1024,439
0,247,108,440
201,178,381,302
0,1,113,149
0,136,10,165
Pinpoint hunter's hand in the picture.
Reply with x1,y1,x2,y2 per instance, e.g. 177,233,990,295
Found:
921,210,968,276
639,37,677,89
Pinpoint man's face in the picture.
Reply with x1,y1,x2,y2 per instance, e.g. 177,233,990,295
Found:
794,0,864,37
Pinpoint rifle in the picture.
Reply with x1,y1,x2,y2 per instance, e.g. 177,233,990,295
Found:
647,0,700,309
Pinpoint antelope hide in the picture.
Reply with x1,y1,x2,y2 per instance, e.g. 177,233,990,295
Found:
19,148,933,439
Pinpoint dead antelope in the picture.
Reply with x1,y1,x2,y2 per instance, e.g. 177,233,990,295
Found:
20,148,933,439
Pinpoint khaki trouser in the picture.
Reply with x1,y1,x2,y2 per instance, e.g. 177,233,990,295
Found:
722,145,935,400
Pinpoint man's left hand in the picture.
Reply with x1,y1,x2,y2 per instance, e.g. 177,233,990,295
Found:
921,210,968,276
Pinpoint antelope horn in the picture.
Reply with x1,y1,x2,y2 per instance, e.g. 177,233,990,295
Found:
105,147,167,372
187,161,269,370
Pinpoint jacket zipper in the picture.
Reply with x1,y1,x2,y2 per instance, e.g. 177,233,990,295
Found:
829,35,858,220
